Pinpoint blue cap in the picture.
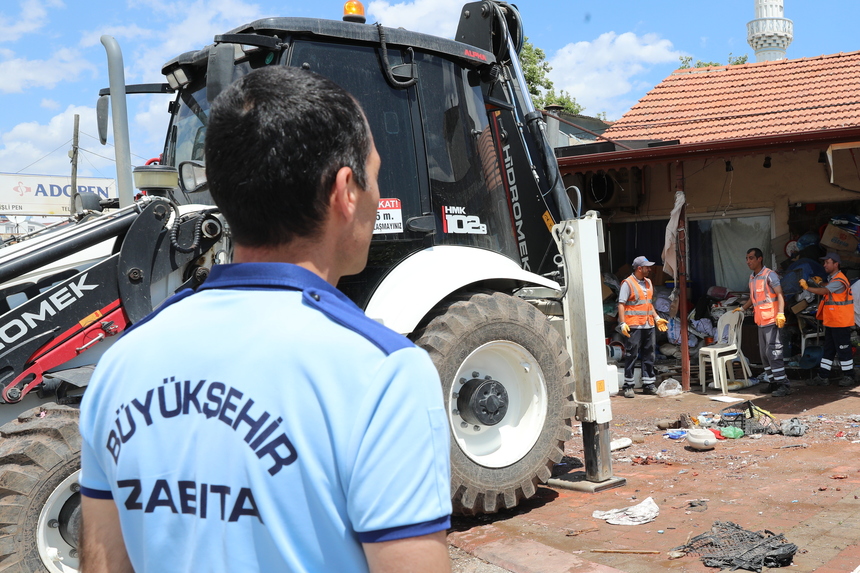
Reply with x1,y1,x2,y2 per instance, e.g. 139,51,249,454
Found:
821,252,842,264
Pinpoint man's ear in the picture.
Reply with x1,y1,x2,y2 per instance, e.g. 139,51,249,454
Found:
329,166,359,220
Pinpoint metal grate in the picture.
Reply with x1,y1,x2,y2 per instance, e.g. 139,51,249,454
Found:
718,400,776,435
675,521,797,572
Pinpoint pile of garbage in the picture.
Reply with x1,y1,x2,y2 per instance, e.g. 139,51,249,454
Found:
652,401,809,450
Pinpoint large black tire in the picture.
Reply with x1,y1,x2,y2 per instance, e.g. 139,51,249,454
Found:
0,404,81,573
413,292,574,515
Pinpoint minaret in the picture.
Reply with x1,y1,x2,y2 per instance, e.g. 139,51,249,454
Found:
747,0,793,62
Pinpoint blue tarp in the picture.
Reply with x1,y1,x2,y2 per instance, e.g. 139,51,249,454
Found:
781,258,827,297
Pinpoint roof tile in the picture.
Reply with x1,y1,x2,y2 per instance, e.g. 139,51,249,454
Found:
603,51,860,144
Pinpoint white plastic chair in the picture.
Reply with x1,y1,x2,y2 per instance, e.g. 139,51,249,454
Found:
698,310,748,394
797,314,823,356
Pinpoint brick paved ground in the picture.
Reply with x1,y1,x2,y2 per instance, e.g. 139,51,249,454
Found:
448,379,860,573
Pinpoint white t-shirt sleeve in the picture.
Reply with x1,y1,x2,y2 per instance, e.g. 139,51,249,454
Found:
346,346,451,542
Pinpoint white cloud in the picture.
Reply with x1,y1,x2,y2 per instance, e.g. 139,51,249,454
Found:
124,0,266,82
367,0,462,39
548,32,681,120
130,94,176,162
80,24,153,48
0,105,113,177
0,0,64,42
40,98,60,109
0,47,97,93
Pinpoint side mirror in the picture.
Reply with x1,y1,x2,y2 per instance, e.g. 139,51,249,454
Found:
207,43,235,104
178,161,208,194
97,95,110,145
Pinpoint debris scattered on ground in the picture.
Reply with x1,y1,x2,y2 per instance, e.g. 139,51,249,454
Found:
720,401,776,435
778,418,808,436
667,550,686,559
674,520,797,572
656,378,683,397
565,527,598,537
657,418,681,430
631,455,665,465
720,426,744,439
830,474,848,479
610,437,632,451
673,499,709,512
592,496,659,525
591,549,661,554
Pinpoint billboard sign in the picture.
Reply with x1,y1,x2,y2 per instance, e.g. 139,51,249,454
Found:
0,174,117,216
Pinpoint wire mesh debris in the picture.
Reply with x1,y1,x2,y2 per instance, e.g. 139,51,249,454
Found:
674,520,797,572
718,401,776,435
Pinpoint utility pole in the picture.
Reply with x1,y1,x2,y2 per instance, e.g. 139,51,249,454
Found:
69,114,80,216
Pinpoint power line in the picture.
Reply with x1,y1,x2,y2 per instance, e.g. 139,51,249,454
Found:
80,130,159,162
14,138,72,173
79,148,120,163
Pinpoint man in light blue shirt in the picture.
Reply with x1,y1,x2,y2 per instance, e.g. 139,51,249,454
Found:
79,66,452,573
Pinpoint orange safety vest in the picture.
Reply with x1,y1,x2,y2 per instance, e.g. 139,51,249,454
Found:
622,276,655,327
816,271,854,327
750,267,778,326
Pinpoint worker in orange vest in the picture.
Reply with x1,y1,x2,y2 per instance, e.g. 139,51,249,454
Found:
801,252,855,387
736,247,789,395
617,256,669,398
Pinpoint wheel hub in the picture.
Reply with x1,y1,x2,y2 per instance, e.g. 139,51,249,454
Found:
457,377,508,426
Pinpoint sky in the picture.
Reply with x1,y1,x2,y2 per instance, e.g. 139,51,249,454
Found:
1,0,858,180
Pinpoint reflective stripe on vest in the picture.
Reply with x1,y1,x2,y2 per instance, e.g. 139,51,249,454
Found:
750,267,777,326
622,276,655,327
817,271,854,327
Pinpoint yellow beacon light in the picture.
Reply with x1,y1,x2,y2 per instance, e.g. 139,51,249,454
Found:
343,1,366,23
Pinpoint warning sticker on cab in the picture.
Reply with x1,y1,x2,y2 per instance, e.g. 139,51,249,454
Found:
374,198,403,234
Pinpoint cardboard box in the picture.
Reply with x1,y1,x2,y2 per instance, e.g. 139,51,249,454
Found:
790,299,808,314
834,248,860,267
601,282,613,302
820,224,859,254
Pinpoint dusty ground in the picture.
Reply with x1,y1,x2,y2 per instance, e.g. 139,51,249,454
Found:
449,546,511,573
449,379,860,573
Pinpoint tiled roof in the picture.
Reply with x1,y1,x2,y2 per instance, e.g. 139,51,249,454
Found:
602,51,860,144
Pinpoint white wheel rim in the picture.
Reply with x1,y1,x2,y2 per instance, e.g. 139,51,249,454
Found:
449,341,548,468
37,469,80,573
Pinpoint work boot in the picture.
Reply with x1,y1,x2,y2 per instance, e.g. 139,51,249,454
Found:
772,385,792,397
622,386,635,398
806,374,829,386
759,382,779,394
642,383,658,395
838,375,856,387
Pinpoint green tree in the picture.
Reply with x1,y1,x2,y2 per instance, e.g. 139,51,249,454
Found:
519,38,585,115
727,53,749,65
678,52,749,69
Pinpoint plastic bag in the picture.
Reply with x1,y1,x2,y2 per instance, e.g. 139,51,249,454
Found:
720,426,744,439
656,378,682,397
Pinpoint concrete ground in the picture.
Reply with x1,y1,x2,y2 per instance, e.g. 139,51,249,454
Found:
448,376,860,573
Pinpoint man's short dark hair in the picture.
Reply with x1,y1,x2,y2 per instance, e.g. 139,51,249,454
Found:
747,248,763,259
205,66,372,246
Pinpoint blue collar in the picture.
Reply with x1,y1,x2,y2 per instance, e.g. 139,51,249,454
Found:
201,262,343,298
125,263,412,355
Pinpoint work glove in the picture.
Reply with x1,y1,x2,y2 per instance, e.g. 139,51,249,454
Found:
733,307,745,313
620,323,631,337
776,313,786,328
656,318,668,332
799,278,808,290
